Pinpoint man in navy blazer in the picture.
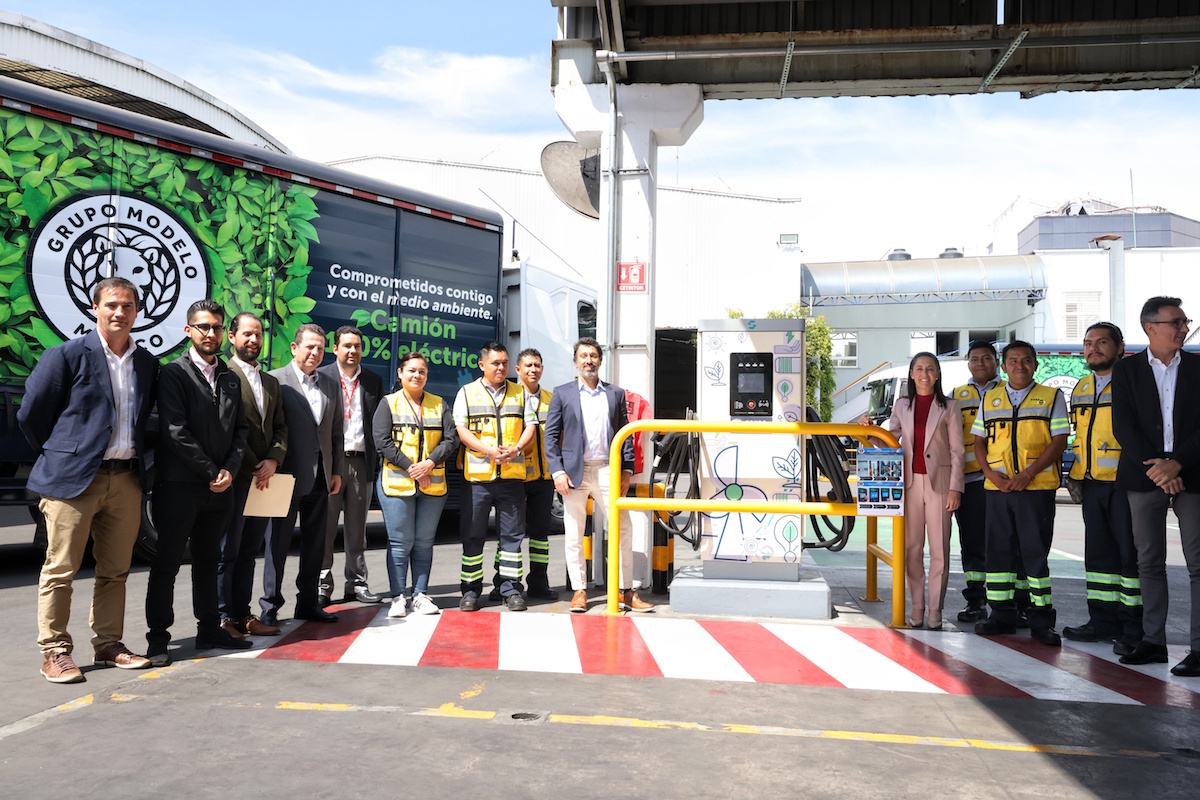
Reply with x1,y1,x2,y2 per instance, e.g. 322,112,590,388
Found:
19,276,158,683
1112,296,1200,676
545,337,652,613
263,323,344,625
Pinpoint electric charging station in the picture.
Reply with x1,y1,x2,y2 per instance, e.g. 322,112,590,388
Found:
669,318,834,618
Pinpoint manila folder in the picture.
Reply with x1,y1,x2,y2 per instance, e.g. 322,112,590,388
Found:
243,474,296,517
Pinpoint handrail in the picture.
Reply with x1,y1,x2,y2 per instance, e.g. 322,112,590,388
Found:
605,419,907,628
832,360,892,401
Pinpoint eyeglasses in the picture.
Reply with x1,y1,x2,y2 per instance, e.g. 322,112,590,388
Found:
190,323,225,335
1148,318,1192,330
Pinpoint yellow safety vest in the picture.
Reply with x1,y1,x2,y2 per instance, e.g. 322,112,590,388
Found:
461,379,526,482
953,381,990,475
1069,374,1120,482
522,386,553,482
380,392,447,497
980,382,1062,491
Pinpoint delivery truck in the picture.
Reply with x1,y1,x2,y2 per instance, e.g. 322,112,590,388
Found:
0,76,594,557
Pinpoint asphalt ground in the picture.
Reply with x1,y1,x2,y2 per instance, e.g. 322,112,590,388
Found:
2,496,1200,798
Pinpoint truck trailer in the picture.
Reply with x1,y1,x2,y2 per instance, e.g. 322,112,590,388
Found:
0,76,592,557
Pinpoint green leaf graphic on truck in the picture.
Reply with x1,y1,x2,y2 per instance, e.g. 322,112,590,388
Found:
1,107,320,379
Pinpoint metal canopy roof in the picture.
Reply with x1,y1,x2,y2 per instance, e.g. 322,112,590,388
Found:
554,1,1200,99
800,254,1047,306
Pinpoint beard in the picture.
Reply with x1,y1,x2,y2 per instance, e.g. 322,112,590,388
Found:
235,343,261,363
1087,355,1117,372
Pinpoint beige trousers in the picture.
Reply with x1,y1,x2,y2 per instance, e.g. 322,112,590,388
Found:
38,469,141,655
562,463,633,591
905,472,952,626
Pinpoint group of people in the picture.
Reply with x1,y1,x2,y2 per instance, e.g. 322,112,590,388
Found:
20,276,651,684
872,296,1200,678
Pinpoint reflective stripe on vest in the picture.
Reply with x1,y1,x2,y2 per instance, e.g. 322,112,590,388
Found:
380,392,447,497
954,383,984,474
523,386,552,482
980,382,1061,491
462,379,526,482
1069,374,1120,482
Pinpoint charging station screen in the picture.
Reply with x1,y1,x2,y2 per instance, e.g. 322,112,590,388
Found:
737,372,765,394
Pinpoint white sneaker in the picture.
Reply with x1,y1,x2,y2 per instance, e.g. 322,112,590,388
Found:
387,597,407,618
411,593,440,615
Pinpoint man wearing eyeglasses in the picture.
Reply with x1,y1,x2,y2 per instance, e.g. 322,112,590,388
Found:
1113,296,1200,676
145,300,251,665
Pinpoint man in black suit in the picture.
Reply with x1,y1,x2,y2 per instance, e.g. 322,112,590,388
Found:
545,337,652,613
218,312,287,639
263,323,344,625
145,299,251,665
318,325,384,605
19,277,159,683
1112,296,1200,677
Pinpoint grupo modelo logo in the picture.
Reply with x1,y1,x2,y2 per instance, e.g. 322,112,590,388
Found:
28,193,210,356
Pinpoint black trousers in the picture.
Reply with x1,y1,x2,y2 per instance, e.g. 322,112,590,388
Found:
1080,480,1143,639
460,479,524,597
146,481,234,644
261,465,330,617
218,480,271,621
984,489,1056,631
525,479,555,588
955,479,988,607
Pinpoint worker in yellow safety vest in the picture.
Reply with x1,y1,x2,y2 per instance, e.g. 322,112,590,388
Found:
452,341,536,612
972,340,1069,647
1061,322,1143,655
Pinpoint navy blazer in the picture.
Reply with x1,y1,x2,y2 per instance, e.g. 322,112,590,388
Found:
1113,348,1200,493
270,361,344,498
18,329,159,498
544,379,635,486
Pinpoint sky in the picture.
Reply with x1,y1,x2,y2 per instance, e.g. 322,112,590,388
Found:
6,1,1200,262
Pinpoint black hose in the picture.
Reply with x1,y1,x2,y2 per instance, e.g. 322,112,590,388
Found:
803,406,856,551
651,413,702,549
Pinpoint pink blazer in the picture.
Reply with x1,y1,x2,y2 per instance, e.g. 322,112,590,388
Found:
886,395,966,494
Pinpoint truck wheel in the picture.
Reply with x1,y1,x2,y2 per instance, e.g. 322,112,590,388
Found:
132,494,159,563
1064,477,1083,505
551,491,565,534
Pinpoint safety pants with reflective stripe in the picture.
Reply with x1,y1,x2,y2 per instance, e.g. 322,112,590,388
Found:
491,479,554,590
1080,479,1143,639
955,479,988,607
460,479,525,597
984,489,1056,630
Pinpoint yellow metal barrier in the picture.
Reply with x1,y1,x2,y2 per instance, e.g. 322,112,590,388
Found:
605,419,907,628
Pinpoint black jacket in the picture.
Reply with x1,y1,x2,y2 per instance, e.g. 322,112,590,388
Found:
155,353,249,485
1112,348,1200,493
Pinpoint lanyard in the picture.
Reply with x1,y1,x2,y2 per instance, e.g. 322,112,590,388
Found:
340,372,359,421
403,391,426,459
486,380,506,446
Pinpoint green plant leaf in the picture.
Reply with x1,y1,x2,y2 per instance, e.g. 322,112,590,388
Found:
287,296,316,313
26,117,44,140
0,152,12,179
289,217,319,243
11,294,35,315
28,317,63,349
147,161,172,180
7,136,39,152
23,185,50,226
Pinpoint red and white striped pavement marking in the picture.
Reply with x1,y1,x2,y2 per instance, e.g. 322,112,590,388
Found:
222,608,1200,708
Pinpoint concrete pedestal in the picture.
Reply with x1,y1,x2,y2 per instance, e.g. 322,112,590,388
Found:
668,563,833,619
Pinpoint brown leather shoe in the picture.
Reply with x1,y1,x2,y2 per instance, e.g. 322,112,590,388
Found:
42,651,84,683
94,642,151,669
220,618,247,639
570,589,588,613
620,590,655,613
242,615,281,636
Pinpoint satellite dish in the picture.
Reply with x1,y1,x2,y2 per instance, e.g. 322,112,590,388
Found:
541,141,600,220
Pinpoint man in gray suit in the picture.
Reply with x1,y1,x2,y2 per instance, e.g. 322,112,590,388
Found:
318,325,384,605
545,337,653,614
262,323,344,625
218,312,286,638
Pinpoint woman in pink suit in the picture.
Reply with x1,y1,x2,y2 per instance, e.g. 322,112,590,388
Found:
863,353,965,629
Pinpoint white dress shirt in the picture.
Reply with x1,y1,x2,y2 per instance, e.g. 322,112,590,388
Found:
100,336,137,460
578,380,612,463
292,360,324,424
188,347,217,392
232,355,264,416
338,366,365,452
1148,348,1181,453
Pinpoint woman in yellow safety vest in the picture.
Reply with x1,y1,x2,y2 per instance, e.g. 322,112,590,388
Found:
372,352,459,619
